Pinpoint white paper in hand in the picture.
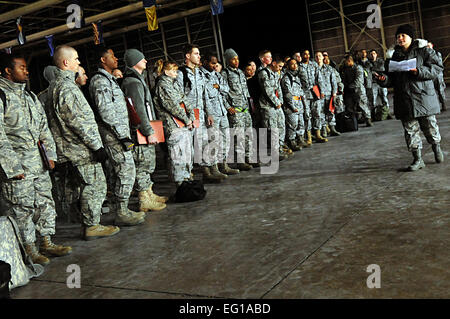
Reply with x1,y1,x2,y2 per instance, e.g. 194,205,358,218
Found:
388,58,417,72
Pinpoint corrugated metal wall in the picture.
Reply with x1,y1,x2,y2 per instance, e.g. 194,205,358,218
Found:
307,0,450,80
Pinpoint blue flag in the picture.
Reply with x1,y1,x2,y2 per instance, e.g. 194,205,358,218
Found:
210,0,224,15
45,35,55,57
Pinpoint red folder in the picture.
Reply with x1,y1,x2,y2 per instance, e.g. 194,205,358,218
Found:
329,96,335,113
172,103,200,128
312,85,321,99
137,120,165,145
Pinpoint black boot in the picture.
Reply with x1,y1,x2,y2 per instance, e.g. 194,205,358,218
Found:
432,144,444,163
408,149,425,171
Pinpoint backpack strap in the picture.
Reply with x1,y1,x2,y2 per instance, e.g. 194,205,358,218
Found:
0,88,6,112
178,65,192,92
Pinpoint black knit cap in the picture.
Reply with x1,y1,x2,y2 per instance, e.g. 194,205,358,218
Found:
395,24,415,40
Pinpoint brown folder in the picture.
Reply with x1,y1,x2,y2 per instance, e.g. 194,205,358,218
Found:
136,120,165,145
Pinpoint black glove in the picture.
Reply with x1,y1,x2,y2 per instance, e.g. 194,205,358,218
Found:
119,138,134,152
92,147,108,163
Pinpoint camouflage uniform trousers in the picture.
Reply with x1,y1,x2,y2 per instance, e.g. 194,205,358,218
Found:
370,83,389,109
344,89,371,119
401,115,441,151
227,111,254,163
1,172,56,245
311,97,325,130
75,162,107,227
262,107,286,150
302,98,313,132
105,142,136,206
132,144,156,192
210,114,231,163
166,127,194,183
193,123,213,167
285,108,305,141
318,95,336,128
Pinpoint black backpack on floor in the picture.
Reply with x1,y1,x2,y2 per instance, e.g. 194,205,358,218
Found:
336,112,359,132
174,180,206,203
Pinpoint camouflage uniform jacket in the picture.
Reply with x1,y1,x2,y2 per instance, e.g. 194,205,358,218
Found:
89,68,131,145
359,58,373,88
281,70,304,113
199,67,228,117
47,68,103,165
298,61,323,99
121,67,156,138
176,65,211,123
258,67,283,110
221,66,250,111
317,64,337,96
341,64,366,95
0,77,56,179
153,74,191,134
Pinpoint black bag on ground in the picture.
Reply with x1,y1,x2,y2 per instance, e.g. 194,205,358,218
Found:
0,261,11,299
174,180,206,203
336,112,359,132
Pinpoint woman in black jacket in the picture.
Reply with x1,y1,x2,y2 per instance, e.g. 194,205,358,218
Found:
375,24,444,171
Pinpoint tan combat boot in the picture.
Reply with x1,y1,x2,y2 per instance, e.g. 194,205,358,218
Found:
114,201,146,226
296,135,309,148
209,164,228,180
202,166,223,183
82,224,120,241
218,162,240,175
314,129,328,143
306,131,313,146
25,243,50,265
139,190,166,212
39,236,72,257
147,185,169,203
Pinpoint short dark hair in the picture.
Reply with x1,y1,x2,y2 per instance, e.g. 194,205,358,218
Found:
258,49,271,58
0,52,24,76
95,44,111,63
201,51,218,64
272,55,284,64
183,43,199,57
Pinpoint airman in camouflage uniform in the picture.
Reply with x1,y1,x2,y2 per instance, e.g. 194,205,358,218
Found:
89,46,147,226
177,44,225,182
281,58,306,151
121,49,167,212
0,53,71,265
47,45,120,241
358,50,373,115
298,50,327,143
258,56,291,159
200,53,240,176
315,51,339,137
369,49,392,120
340,54,373,127
222,48,256,170
324,56,345,115
153,62,194,186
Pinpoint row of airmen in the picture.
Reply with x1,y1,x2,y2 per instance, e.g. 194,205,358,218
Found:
0,43,394,266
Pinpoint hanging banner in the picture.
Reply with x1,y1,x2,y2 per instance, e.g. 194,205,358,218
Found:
16,17,26,45
45,35,55,57
210,0,224,15
92,20,104,45
143,0,158,31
